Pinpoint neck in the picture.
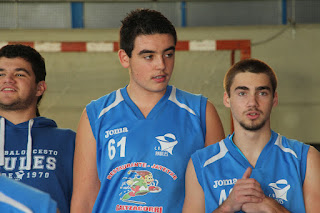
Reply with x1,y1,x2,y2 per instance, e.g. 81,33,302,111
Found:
126,85,167,118
232,124,272,167
0,109,37,125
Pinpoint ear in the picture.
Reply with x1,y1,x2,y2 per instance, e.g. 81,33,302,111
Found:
36,81,47,97
223,91,231,108
272,91,278,107
118,49,130,68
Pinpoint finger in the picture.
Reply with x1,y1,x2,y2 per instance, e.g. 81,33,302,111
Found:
235,186,265,199
242,167,252,179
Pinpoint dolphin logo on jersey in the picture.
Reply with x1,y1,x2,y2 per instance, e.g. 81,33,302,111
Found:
269,179,291,201
155,133,178,155
120,170,162,204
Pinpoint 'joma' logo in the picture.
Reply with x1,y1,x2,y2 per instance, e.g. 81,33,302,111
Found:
105,127,128,138
213,178,237,188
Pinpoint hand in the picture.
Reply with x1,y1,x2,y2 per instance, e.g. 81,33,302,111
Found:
242,196,290,213
217,167,265,213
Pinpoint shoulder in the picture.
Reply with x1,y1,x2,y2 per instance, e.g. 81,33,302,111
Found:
275,133,310,159
169,86,207,116
86,88,124,120
174,86,207,102
53,127,76,138
192,139,227,168
34,117,76,139
87,89,120,108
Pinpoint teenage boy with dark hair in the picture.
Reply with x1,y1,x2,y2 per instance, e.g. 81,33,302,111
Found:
0,44,75,213
71,8,225,213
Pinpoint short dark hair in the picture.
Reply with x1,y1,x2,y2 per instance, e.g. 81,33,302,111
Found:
0,44,46,116
224,58,278,97
119,8,177,58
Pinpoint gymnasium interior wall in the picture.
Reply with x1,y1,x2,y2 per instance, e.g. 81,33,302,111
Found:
1,24,319,147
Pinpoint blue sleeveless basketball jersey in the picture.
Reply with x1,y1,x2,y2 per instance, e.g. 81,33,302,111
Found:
0,175,57,213
86,85,208,212
192,130,309,213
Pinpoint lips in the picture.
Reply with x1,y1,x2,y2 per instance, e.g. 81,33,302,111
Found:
1,87,16,92
152,75,166,82
246,111,260,119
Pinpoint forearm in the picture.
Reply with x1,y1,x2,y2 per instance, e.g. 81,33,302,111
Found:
70,196,95,213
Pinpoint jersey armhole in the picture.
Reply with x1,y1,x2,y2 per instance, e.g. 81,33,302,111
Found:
191,153,205,191
200,96,208,140
301,144,310,183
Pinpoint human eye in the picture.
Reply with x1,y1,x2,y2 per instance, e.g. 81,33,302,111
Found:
259,91,268,96
165,52,174,58
144,55,153,60
16,73,26,77
238,91,246,96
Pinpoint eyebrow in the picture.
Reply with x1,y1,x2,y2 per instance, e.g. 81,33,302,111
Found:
234,86,271,91
256,86,271,91
138,46,176,55
235,86,249,91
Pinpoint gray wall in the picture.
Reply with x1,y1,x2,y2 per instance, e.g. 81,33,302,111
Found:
1,24,319,144
1,1,320,29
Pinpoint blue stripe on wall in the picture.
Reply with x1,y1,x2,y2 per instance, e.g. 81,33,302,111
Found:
282,0,287,25
71,2,84,28
181,1,186,27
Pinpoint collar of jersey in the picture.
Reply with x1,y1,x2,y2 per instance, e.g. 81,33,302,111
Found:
120,85,172,120
226,130,278,169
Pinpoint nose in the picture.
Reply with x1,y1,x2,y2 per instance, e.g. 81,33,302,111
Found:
155,56,166,70
247,94,258,107
2,73,15,84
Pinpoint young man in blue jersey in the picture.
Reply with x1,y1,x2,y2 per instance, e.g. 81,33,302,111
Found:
71,8,225,213
183,58,320,213
0,44,75,213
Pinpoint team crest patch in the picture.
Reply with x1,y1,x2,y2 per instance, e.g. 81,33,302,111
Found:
154,133,178,156
268,179,291,204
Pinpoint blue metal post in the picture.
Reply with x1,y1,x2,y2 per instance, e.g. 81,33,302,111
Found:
181,1,186,27
282,0,287,25
71,2,84,28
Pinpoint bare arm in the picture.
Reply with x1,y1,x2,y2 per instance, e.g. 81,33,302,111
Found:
70,109,100,213
182,159,205,213
205,100,225,147
303,146,320,213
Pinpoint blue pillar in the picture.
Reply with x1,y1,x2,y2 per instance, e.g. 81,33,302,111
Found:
181,1,186,27
282,0,287,25
71,2,84,28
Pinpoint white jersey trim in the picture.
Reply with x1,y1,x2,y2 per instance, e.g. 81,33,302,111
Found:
0,192,33,213
274,134,298,158
168,86,196,115
203,140,228,167
99,89,124,119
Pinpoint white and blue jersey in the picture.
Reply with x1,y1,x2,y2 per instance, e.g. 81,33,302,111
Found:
86,85,208,212
0,175,57,213
192,130,309,213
